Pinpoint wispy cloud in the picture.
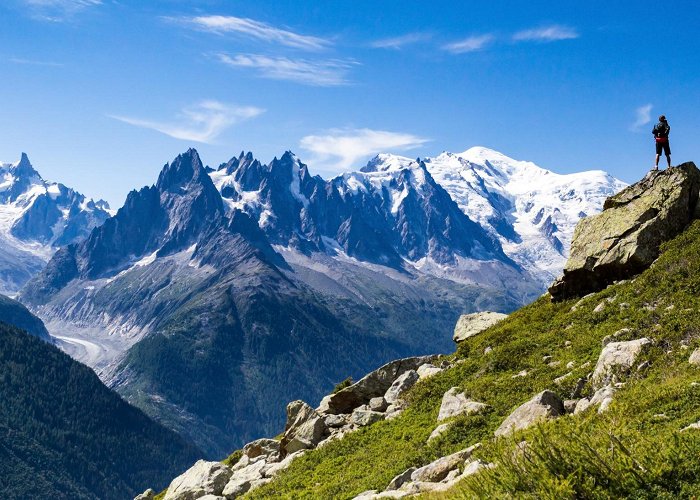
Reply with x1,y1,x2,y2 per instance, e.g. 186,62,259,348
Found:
21,0,101,21
109,101,264,144
171,15,331,51
216,53,356,86
631,103,653,131
513,25,579,42
300,128,429,174
371,33,431,49
442,34,495,54
9,57,63,67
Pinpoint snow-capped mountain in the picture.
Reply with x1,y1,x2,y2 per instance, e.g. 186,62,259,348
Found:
21,149,538,456
368,147,627,284
0,153,112,294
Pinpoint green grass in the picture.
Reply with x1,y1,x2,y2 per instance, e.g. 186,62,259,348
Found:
243,220,700,499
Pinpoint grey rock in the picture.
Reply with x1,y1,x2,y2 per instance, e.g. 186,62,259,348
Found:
591,338,651,389
437,387,489,421
280,400,328,455
134,489,156,500
689,348,700,365
416,363,443,379
563,399,579,413
494,390,565,437
369,397,389,412
386,467,416,490
411,444,480,483
263,450,305,478
681,421,700,432
574,385,616,414
164,460,232,500
453,312,508,342
427,423,451,443
243,438,279,460
318,355,437,414
324,413,350,428
384,370,419,404
550,163,700,300
351,408,385,426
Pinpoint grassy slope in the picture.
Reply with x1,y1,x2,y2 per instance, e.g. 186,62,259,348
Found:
246,220,700,499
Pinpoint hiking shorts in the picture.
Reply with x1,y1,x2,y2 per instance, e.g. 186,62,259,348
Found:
656,140,671,156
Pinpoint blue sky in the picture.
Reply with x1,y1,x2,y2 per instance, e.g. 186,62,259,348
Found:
1,0,699,207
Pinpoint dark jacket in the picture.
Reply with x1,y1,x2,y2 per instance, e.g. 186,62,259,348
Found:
653,121,670,138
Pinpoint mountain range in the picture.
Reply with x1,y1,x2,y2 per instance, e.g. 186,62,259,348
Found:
16,146,624,457
0,154,111,295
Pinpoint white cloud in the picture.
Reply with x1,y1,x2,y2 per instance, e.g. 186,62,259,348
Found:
442,34,495,54
109,101,264,144
216,53,355,86
513,25,579,42
631,103,653,131
371,33,431,49
173,15,331,51
300,128,429,175
21,0,101,21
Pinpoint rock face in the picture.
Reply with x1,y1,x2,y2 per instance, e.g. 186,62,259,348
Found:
550,163,700,300
453,312,508,342
591,338,651,389
437,387,489,421
318,356,436,414
494,390,565,437
164,460,232,500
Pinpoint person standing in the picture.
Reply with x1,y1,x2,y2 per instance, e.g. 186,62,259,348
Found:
652,115,671,170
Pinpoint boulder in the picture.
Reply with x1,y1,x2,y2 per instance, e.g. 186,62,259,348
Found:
427,423,451,443
550,163,700,300
280,400,328,455
369,397,389,412
134,489,156,500
437,387,489,421
351,407,385,426
243,438,280,460
164,460,232,500
453,312,508,342
689,348,700,365
384,370,419,404
386,467,416,490
494,390,565,437
416,363,443,379
318,356,437,415
221,459,267,498
574,385,616,415
411,445,479,483
591,338,651,389
324,413,349,428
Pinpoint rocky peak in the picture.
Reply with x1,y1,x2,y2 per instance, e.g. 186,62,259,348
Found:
549,162,700,301
12,153,40,179
156,148,208,193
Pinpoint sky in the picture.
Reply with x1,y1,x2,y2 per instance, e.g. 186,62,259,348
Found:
1,0,699,207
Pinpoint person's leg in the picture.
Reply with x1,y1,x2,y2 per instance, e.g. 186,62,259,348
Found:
665,143,671,168
655,154,660,168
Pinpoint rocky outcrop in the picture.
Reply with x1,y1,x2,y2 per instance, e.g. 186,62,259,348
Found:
453,312,508,342
591,338,651,389
494,390,565,437
280,401,328,456
550,163,700,300
317,356,437,415
164,460,232,500
134,489,155,500
384,370,419,404
437,387,489,421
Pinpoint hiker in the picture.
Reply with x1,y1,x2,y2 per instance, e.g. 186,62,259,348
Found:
652,115,671,170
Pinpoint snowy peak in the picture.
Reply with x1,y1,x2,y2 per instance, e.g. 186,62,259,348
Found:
360,153,419,173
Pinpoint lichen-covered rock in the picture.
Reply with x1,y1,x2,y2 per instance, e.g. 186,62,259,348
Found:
416,363,443,379
550,163,700,300
369,397,389,412
317,356,436,414
386,467,416,490
427,423,451,443
494,390,565,437
453,312,508,342
280,401,328,455
351,407,385,426
437,387,489,421
591,338,651,389
164,460,232,500
384,370,419,404
574,385,616,415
